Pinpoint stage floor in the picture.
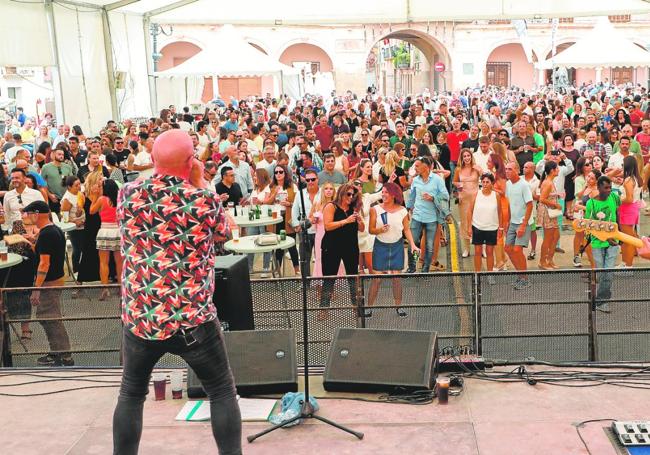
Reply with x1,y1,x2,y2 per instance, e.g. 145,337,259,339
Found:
1,366,647,454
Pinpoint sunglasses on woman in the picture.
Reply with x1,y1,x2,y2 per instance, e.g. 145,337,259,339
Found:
274,170,285,174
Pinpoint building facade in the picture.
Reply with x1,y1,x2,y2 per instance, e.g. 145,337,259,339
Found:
157,15,650,101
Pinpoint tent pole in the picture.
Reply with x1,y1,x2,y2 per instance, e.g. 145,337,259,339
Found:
280,71,284,97
44,0,66,125
143,15,158,115
101,8,120,121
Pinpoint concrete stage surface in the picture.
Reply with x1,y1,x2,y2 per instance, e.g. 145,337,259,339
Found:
1,366,648,454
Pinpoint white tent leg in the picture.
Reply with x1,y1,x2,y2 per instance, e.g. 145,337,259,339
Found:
101,8,119,121
143,15,158,115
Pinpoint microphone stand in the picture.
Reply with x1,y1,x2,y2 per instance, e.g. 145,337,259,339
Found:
247,162,364,443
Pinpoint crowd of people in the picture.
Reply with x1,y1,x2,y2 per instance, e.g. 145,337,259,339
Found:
1,81,650,348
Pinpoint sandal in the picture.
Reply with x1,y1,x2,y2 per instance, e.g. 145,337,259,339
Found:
20,330,33,341
432,261,446,272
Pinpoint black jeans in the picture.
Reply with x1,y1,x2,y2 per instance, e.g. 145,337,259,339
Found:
113,321,242,455
299,232,316,277
68,229,84,275
319,246,359,308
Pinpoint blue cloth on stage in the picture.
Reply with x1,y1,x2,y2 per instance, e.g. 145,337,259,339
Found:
268,392,319,427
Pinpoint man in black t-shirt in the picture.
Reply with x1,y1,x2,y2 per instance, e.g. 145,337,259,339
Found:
215,166,243,205
24,200,73,367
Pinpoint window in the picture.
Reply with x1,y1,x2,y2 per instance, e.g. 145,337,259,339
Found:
486,62,510,87
7,87,18,99
611,67,633,85
608,15,631,23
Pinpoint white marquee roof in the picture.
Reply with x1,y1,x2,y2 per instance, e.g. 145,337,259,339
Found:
539,17,650,69
155,26,299,77
16,0,650,22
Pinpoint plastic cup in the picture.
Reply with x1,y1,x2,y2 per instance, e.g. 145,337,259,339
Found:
232,228,240,242
62,211,70,223
152,372,166,401
170,370,183,400
437,378,450,405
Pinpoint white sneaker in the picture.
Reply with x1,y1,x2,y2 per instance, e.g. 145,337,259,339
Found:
462,250,469,258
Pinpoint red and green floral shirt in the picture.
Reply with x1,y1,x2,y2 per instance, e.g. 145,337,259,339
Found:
118,175,229,340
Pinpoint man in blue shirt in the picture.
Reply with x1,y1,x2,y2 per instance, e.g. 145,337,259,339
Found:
223,111,239,132
406,156,450,272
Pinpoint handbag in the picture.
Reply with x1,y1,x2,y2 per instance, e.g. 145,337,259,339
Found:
547,207,563,219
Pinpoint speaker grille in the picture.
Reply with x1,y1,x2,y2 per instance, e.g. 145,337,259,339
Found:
324,328,438,392
225,329,297,386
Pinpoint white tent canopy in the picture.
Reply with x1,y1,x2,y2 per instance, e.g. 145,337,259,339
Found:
539,17,650,69
155,26,298,78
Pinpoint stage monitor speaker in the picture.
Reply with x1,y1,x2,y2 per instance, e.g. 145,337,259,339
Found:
323,328,438,392
213,255,254,331
187,329,298,397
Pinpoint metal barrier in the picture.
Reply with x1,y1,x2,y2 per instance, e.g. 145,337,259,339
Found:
1,268,650,368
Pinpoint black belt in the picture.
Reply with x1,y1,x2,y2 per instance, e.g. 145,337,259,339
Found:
174,321,217,346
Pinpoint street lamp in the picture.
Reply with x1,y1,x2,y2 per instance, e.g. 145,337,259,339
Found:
150,23,173,72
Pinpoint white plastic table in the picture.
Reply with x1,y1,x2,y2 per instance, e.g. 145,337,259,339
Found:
224,235,295,277
233,215,284,228
0,253,24,274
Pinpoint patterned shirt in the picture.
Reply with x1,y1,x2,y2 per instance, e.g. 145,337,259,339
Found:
579,142,607,160
118,175,229,340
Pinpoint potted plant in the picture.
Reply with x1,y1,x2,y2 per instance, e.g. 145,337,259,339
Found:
393,44,411,69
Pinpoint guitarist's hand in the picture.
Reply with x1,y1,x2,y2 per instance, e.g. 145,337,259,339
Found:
639,237,650,260
607,238,618,247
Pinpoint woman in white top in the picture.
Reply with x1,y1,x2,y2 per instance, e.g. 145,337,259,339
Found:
351,178,383,274
246,168,272,276
366,182,419,318
331,141,349,176
60,175,86,283
467,172,504,273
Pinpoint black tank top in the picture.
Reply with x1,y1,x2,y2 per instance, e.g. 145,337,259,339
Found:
321,203,358,252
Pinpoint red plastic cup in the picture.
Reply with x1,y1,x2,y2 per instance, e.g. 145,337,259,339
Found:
437,378,450,405
152,372,166,401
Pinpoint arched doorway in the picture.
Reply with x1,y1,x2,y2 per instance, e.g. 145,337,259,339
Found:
279,43,335,96
486,43,537,89
159,41,214,103
366,30,450,95
279,43,333,73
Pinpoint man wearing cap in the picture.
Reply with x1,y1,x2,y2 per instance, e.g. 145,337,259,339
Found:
113,129,241,454
24,200,73,367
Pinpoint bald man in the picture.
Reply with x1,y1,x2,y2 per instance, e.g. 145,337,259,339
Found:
113,130,241,454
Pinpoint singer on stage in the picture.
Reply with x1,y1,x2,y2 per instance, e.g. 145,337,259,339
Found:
112,130,242,455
